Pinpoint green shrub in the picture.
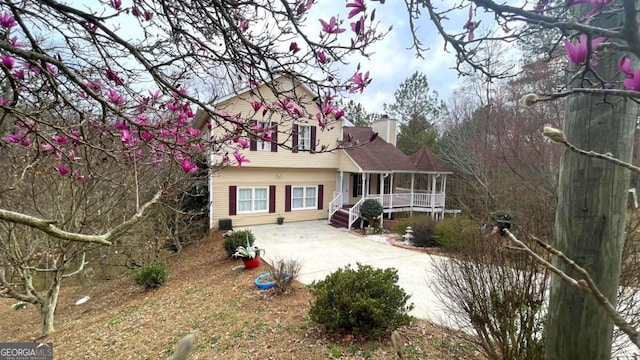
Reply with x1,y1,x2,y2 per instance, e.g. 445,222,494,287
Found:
223,230,255,257
360,199,383,227
390,216,437,247
435,216,481,252
133,262,169,289
308,263,414,338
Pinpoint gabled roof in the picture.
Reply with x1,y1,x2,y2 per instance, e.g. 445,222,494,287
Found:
410,147,451,173
342,127,449,173
213,74,318,105
341,127,451,173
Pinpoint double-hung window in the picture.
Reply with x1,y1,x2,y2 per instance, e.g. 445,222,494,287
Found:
291,186,317,210
256,121,271,151
298,125,311,151
237,187,268,213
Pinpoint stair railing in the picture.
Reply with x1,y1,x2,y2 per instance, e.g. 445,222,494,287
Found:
328,192,343,222
348,197,366,230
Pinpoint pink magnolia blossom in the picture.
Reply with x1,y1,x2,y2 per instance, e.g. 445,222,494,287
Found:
45,63,57,74
251,102,262,111
13,69,24,80
4,133,21,143
262,129,274,141
2,56,15,69
22,62,40,74
349,70,371,93
132,7,141,17
317,51,328,64
238,138,249,149
187,127,200,137
9,36,22,48
180,158,198,173
346,0,366,19
107,90,126,106
141,131,154,141
463,6,480,41
297,0,313,14
335,109,345,120
233,151,250,167
289,42,300,53
566,0,613,18
619,56,633,77
564,34,605,65
618,56,640,91
319,17,345,34
350,16,365,35
51,134,68,145
144,10,154,21
110,0,122,10
0,13,16,28
104,70,123,85
42,142,53,151
85,22,98,32
57,166,70,176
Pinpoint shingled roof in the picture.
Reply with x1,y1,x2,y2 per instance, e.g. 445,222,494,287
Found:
410,146,451,173
342,126,450,173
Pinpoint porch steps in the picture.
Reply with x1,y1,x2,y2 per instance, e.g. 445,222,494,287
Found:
329,208,362,229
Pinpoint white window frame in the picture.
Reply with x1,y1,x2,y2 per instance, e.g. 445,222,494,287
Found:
291,185,317,210
298,125,311,151
237,187,269,214
256,121,272,151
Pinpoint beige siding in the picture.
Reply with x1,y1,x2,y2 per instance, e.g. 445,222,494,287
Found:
338,151,361,173
211,168,336,229
211,79,341,169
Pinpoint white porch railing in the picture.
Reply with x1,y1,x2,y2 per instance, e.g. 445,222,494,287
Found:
348,197,367,230
373,192,445,208
327,192,343,221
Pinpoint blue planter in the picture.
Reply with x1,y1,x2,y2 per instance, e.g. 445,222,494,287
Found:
254,272,291,290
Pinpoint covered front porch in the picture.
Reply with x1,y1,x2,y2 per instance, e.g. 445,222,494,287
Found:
328,171,449,229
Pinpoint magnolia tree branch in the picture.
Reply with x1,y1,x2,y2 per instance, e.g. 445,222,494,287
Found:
0,190,163,245
504,230,640,349
542,126,640,175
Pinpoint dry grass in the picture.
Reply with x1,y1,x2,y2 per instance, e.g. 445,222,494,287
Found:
0,232,483,359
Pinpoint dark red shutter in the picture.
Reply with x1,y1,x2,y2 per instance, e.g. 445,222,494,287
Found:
377,174,381,194
292,125,298,153
269,185,276,213
317,185,324,210
229,186,237,215
271,123,278,152
310,126,317,152
285,185,292,212
249,120,257,151
352,174,357,197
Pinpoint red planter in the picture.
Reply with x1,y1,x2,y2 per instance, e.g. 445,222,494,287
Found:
243,257,261,269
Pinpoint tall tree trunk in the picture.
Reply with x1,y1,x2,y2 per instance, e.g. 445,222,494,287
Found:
545,2,637,358
37,284,60,337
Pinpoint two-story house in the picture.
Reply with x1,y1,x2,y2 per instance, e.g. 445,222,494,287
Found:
195,76,453,231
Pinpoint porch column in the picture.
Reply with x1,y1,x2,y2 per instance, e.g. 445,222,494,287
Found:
431,174,437,219
410,173,415,216
388,173,394,219
442,174,447,210
380,174,385,228
339,171,344,201
362,172,367,200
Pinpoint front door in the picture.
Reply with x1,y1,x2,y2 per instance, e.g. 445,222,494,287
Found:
341,174,350,205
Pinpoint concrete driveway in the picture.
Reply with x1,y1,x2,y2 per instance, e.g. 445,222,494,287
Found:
246,220,454,327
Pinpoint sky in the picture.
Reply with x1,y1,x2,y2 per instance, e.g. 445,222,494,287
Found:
309,1,467,114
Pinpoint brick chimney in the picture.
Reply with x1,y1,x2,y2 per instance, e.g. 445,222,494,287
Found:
371,114,397,146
